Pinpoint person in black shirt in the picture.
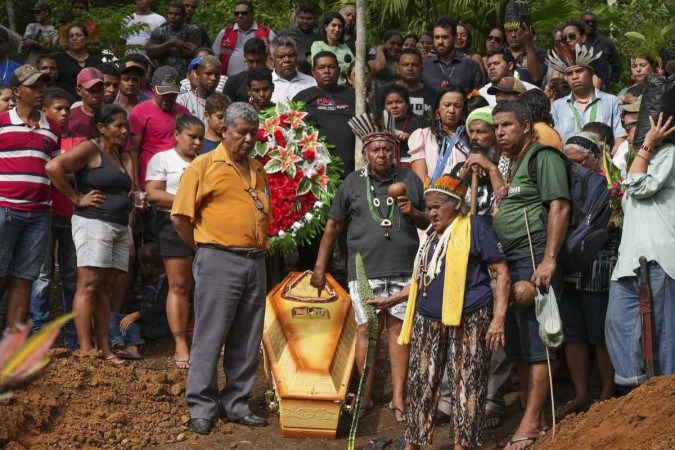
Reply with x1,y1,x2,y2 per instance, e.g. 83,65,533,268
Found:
580,12,622,89
277,2,320,63
377,49,435,121
223,37,267,102
381,84,424,161
293,51,355,175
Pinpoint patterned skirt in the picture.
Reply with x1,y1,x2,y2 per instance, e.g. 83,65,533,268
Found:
404,305,492,447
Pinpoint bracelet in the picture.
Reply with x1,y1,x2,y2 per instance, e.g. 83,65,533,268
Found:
635,153,649,163
639,144,652,154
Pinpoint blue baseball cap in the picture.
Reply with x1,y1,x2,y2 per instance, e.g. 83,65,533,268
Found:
188,56,203,72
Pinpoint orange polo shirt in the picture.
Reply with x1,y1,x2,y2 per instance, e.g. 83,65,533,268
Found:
534,122,563,151
171,142,272,250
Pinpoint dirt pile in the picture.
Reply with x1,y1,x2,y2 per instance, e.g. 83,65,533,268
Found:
537,375,675,449
0,349,192,449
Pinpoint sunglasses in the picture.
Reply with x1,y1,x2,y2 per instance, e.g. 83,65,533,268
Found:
561,33,577,44
245,188,265,211
234,10,251,17
487,35,503,43
584,20,597,25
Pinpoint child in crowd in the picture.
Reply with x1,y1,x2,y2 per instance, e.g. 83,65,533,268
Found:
109,243,171,360
200,93,232,154
30,87,84,350
0,83,16,112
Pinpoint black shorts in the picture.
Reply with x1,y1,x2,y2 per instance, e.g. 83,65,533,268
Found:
156,210,194,258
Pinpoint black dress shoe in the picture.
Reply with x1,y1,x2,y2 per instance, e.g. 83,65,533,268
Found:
190,418,213,435
232,414,268,427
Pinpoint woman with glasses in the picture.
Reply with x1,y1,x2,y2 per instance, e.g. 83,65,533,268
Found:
454,23,487,82
145,115,204,369
482,27,504,68
551,20,606,89
311,12,355,84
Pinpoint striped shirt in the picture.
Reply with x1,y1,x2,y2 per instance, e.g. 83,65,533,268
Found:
0,108,60,211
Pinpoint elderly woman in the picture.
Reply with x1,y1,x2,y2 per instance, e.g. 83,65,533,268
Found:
46,104,133,365
409,84,469,183
311,112,428,422
398,174,509,449
51,23,104,100
310,12,355,84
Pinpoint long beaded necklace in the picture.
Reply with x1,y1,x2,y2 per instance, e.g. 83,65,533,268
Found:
419,234,438,298
494,137,534,214
365,174,397,239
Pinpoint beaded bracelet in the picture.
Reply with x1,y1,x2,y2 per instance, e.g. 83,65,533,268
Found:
639,144,652,154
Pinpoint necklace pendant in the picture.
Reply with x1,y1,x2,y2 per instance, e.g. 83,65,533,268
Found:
381,219,392,239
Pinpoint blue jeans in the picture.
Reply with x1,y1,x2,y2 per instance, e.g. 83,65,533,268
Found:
607,263,675,386
109,312,145,348
0,208,51,280
29,225,78,349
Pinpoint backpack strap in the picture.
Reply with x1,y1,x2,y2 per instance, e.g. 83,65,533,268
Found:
526,143,569,184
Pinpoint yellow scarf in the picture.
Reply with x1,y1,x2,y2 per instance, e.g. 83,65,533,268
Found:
398,214,471,345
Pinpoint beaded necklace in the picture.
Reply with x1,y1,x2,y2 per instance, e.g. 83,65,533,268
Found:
365,173,398,239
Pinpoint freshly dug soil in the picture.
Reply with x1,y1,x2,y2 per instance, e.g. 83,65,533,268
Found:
537,375,675,450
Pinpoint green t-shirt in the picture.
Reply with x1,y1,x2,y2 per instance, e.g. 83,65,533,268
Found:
492,144,570,262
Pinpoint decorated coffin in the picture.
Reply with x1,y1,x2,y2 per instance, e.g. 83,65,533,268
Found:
262,271,357,438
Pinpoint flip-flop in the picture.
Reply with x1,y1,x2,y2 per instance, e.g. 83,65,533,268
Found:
115,349,143,360
358,402,373,420
173,358,190,369
386,402,407,423
105,355,127,365
506,435,539,450
362,435,392,450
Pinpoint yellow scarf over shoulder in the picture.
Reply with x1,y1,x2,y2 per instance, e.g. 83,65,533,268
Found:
398,214,471,345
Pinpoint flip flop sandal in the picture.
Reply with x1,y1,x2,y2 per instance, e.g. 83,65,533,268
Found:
115,350,143,360
362,435,392,450
358,402,373,420
386,402,407,423
105,355,127,365
507,435,539,449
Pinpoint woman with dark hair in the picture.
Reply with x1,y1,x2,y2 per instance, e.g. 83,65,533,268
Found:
551,20,606,88
544,77,571,103
310,12,355,83
417,32,434,59
482,27,505,68
51,23,104,99
455,23,487,81
466,94,489,114
382,84,425,161
582,121,615,150
408,83,469,181
520,89,563,151
370,30,403,85
145,115,204,369
617,55,658,97
46,104,133,365
402,34,418,50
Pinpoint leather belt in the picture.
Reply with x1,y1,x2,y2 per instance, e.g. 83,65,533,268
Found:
198,244,265,259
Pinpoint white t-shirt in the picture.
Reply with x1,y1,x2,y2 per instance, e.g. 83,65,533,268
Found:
145,148,191,212
125,12,166,48
478,80,539,106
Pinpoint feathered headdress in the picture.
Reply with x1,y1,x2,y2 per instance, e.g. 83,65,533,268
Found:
424,173,468,202
504,0,531,29
546,43,603,73
348,110,397,147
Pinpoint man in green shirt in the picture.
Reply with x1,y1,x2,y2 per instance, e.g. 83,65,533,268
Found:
490,101,570,449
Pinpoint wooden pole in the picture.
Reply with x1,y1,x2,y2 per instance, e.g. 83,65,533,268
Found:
354,0,367,170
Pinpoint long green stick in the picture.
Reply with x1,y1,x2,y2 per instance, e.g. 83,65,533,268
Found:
348,253,379,450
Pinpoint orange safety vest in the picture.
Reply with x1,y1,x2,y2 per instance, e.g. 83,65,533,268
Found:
219,23,271,74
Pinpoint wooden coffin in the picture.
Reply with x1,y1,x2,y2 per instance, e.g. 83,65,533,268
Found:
262,271,357,439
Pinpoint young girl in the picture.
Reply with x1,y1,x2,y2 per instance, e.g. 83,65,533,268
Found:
382,84,424,163
200,93,232,154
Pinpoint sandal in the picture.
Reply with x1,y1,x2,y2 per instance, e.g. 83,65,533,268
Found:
483,410,502,430
386,402,407,423
115,349,143,360
105,354,127,365
358,401,373,420
506,435,539,450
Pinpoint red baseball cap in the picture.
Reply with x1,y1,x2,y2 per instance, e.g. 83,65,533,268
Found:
77,67,104,89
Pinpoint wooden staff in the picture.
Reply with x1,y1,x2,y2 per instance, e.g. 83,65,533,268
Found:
470,173,479,215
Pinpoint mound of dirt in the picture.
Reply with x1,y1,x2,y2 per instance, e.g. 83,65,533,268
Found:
0,349,193,449
537,375,675,450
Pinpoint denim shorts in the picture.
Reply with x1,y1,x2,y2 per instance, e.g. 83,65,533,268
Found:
71,215,130,272
348,276,409,325
504,255,558,363
0,208,51,280
559,285,608,345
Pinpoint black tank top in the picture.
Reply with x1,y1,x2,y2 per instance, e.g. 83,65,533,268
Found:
74,142,133,226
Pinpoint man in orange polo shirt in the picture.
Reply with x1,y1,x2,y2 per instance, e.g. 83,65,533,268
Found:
171,102,271,434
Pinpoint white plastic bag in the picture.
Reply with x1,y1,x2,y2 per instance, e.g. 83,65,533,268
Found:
535,287,563,349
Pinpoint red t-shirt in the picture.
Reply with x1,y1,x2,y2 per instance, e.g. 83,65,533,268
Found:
128,100,190,187
68,106,97,139
51,135,86,218
0,109,61,211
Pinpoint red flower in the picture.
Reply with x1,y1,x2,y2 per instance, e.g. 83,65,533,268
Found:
273,129,286,148
279,114,291,127
301,148,316,162
256,128,267,142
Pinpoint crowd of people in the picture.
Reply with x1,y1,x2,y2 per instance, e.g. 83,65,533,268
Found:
0,1,674,449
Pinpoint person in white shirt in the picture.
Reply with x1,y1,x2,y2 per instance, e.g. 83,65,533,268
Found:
269,36,315,104
177,55,222,126
479,47,537,106
124,0,166,51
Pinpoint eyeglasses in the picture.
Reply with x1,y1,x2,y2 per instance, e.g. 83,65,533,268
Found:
245,188,265,211
561,33,577,44
234,10,251,17
487,35,503,43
